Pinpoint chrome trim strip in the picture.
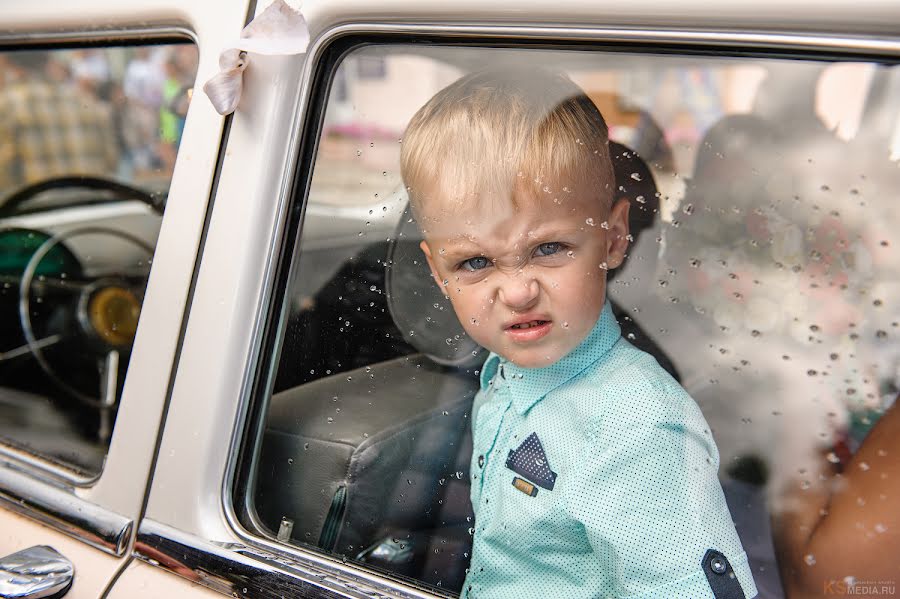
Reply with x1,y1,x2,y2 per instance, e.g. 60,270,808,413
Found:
323,23,900,54
0,465,133,556
135,519,439,599
0,26,196,47
208,18,900,598
0,442,99,487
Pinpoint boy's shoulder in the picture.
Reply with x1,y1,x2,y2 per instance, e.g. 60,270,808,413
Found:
554,338,705,433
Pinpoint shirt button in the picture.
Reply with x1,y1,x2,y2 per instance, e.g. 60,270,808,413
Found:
477,454,485,468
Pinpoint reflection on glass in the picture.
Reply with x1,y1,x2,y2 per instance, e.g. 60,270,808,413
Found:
0,42,198,475
250,44,900,597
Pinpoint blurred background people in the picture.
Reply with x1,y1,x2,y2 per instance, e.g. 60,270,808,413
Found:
0,51,118,196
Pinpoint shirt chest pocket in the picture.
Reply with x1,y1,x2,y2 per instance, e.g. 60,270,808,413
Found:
492,469,582,552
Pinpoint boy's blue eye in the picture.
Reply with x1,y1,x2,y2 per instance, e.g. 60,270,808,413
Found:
534,242,562,257
461,256,491,271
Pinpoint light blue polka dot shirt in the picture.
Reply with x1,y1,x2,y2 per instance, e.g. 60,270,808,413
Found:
463,301,758,599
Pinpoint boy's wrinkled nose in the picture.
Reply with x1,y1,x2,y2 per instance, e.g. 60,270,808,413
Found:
497,274,540,311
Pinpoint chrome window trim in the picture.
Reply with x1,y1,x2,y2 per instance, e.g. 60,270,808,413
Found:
0,443,100,488
135,518,441,599
0,465,132,556
0,26,197,48
184,19,900,599
0,24,195,554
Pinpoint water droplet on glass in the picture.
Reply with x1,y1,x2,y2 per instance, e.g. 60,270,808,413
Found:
585,218,595,226
600,221,609,229
630,172,642,181
826,452,840,464
682,203,694,215
635,195,646,204
690,258,701,268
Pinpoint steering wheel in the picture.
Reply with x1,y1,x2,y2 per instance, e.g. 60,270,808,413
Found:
0,175,164,218
17,226,154,410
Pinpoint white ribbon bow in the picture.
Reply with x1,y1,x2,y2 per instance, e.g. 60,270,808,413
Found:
202,0,310,115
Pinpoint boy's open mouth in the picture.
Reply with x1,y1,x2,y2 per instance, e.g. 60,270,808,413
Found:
508,320,550,330
503,318,553,342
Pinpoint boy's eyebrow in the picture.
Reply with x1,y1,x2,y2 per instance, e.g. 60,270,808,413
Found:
433,224,586,259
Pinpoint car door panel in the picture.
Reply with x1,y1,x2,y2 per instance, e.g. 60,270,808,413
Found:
0,1,250,596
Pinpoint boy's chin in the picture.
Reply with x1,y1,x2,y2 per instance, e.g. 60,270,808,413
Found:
493,345,565,369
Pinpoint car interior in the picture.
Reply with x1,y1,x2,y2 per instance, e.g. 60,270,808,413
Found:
248,54,900,594
252,142,783,593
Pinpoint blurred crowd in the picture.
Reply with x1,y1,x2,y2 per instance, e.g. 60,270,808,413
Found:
0,44,197,195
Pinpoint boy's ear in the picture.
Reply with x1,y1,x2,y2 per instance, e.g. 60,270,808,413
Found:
419,240,447,294
605,198,631,270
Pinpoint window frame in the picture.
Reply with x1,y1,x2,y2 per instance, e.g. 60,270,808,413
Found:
0,32,197,487
0,28,208,562
201,22,900,599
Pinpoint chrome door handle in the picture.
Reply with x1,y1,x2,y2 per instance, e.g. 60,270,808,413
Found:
0,545,74,598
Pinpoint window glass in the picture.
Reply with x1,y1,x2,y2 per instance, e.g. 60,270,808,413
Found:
247,44,900,596
0,43,198,475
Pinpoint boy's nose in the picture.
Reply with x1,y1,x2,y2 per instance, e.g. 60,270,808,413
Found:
497,275,540,311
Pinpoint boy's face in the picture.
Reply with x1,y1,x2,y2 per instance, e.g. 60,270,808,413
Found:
419,177,629,369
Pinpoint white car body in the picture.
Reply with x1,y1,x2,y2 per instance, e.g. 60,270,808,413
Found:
0,0,898,597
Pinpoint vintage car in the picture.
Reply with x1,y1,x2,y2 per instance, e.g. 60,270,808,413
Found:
1,0,898,597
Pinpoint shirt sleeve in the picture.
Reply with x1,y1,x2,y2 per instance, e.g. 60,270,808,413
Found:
563,373,758,599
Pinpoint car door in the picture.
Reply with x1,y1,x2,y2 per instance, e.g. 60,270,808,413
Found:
0,1,252,597
121,1,900,598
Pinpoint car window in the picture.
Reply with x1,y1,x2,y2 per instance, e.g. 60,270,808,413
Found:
0,42,198,476
241,43,900,595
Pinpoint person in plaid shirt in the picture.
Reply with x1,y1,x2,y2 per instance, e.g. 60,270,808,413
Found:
0,52,119,196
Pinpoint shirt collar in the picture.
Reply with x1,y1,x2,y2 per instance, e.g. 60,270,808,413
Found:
479,300,621,415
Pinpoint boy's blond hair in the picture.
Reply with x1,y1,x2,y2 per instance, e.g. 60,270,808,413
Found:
400,68,615,218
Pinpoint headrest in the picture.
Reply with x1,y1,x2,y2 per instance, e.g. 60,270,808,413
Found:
384,204,485,367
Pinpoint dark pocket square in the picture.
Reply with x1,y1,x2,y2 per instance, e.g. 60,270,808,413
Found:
506,432,557,490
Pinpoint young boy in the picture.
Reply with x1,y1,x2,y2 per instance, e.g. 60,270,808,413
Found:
400,68,757,599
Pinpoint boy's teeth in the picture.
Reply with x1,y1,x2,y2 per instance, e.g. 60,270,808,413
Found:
512,320,545,329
